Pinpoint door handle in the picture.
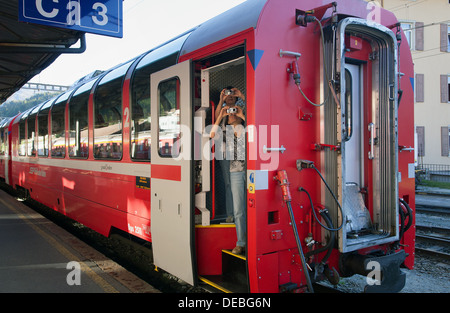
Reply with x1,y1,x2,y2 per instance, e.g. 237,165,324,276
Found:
368,123,375,160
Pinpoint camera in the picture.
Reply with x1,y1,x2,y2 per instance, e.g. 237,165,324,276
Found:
227,107,237,114
224,89,234,96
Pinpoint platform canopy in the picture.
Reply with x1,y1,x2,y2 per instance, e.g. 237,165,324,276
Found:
0,0,85,104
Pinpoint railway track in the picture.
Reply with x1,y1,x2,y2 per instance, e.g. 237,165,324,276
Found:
415,225,450,260
415,205,450,217
414,192,450,260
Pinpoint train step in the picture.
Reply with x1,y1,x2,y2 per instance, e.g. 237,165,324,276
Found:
198,249,249,293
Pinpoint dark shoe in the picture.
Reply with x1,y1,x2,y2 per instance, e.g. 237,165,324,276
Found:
231,246,245,255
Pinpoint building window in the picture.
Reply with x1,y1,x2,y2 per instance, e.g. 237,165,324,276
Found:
416,126,425,157
448,24,450,52
401,22,414,49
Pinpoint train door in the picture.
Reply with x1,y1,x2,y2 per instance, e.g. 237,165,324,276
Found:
327,18,400,252
150,60,196,285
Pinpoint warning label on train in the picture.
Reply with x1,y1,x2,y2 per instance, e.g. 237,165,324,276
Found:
136,176,150,190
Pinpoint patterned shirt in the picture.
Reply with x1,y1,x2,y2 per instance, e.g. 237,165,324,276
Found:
221,123,245,173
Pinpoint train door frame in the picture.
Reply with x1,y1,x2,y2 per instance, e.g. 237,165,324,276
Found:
150,59,196,285
199,54,246,223
335,18,400,252
190,43,250,292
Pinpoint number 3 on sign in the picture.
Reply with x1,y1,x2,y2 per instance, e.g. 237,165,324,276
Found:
92,3,108,26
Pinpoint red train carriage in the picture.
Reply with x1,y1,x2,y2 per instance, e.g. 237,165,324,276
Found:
0,0,415,293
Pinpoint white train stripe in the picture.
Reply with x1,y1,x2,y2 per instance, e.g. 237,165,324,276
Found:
11,157,151,178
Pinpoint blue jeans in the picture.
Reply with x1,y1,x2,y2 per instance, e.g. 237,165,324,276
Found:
230,171,246,247
220,160,233,219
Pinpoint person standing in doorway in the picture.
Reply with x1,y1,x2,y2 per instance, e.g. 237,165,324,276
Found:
211,87,246,255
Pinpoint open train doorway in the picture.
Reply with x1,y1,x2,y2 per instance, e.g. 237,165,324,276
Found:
194,46,249,292
332,18,401,253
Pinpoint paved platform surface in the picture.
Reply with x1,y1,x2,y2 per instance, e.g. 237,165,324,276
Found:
0,189,159,293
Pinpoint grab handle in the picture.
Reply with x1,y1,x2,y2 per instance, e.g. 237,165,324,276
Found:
368,123,375,160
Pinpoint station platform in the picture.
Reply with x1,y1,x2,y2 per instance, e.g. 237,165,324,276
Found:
0,188,159,293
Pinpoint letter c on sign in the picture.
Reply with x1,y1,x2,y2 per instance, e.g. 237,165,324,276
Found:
36,0,59,18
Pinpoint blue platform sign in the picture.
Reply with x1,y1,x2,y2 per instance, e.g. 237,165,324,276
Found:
18,0,123,38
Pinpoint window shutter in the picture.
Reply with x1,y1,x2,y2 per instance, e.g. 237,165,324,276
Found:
441,126,449,157
416,73,424,102
416,126,425,157
440,24,448,52
441,75,449,103
415,22,424,51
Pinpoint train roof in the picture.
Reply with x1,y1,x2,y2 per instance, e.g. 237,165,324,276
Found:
180,0,266,56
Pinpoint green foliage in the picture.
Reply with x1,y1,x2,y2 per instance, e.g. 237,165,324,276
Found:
420,180,450,189
0,92,58,118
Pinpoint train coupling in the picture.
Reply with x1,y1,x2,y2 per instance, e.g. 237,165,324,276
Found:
339,250,406,293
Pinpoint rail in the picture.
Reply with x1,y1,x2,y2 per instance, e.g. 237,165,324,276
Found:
415,224,450,260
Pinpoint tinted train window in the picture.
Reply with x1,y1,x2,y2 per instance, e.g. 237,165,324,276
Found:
0,128,4,155
18,121,26,156
27,115,36,156
158,78,180,158
69,80,95,158
129,37,186,162
93,62,130,160
130,63,152,161
38,107,50,157
51,92,70,158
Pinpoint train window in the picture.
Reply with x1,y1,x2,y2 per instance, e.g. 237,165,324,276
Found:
27,116,36,156
69,80,95,158
51,92,70,158
158,78,180,158
38,107,50,157
18,121,26,156
129,34,189,162
343,69,353,142
0,128,4,155
93,62,131,160
130,64,153,161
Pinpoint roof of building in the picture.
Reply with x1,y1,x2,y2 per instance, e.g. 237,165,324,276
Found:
0,0,85,104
